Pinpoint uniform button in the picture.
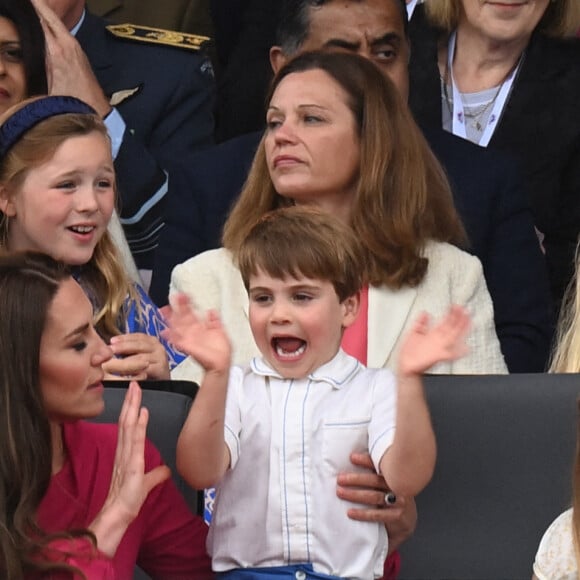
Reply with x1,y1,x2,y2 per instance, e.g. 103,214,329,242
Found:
295,571,306,580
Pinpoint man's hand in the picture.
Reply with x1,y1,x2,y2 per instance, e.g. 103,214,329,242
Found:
31,0,112,117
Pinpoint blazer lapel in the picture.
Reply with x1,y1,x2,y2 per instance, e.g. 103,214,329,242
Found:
367,284,418,368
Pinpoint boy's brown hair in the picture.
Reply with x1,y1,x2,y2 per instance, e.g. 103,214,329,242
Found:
236,206,365,302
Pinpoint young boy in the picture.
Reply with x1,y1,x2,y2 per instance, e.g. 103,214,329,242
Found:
164,206,470,579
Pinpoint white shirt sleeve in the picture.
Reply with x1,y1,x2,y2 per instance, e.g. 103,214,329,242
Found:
223,366,245,469
368,368,398,472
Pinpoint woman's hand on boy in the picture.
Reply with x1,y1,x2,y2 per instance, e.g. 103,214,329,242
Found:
162,293,232,374
336,452,417,554
398,305,470,377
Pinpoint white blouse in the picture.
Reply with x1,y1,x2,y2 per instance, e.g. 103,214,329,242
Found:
533,509,578,580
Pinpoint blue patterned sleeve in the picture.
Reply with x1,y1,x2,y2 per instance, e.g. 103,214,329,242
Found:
123,284,186,369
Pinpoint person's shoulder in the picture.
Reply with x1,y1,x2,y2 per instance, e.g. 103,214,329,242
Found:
171,248,238,291
530,32,580,60
422,241,485,289
424,240,480,265
66,421,163,468
84,10,211,66
175,132,261,178
357,365,396,390
64,421,119,462
534,508,577,580
210,132,262,155
104,21,210,55
67,420,118,442
525,33,580,82
81,11,215,95
176,247,234,272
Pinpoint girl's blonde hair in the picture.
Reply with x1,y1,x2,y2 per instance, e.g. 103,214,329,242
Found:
573,399,580,570
549,250,580,568
0,97,134,341
550,248,580,373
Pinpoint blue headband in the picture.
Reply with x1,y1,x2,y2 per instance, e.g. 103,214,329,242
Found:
0,96,97,158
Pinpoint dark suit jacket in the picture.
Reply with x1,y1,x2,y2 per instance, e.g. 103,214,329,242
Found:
209,0,279,141
78,10,215,268
151,129,554,373
408,5,580,310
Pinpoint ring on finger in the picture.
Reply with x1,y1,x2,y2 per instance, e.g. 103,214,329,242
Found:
384,492,397,506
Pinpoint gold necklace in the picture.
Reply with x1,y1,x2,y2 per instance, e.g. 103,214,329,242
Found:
444,82,502,132
441,65,503,132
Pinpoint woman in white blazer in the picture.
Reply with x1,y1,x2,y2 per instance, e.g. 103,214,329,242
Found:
170,51,506,382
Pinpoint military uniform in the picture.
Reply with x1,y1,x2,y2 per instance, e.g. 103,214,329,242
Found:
76,10,215,268
86,0,213,37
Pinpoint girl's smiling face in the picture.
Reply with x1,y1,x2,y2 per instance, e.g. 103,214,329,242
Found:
0,131,115,265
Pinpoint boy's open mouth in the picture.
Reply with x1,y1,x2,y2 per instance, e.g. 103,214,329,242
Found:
272,337,307,358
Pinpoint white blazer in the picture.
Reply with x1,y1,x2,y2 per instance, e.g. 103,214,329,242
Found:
170,243,507,382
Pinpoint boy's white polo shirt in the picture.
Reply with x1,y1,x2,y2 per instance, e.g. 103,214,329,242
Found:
208,349,397,579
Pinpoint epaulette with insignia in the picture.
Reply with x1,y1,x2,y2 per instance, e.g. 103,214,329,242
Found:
106,23,210,51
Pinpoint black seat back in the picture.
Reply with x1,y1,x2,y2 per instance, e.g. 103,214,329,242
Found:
399,373,579,579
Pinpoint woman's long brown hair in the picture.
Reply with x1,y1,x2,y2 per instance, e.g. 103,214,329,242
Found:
223,51,466,289
0,252,94,578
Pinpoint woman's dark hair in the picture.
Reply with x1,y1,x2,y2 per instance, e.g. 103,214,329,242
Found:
0,252,92,578
0,0,48,95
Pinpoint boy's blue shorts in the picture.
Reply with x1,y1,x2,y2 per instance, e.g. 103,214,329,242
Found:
217,564,342,580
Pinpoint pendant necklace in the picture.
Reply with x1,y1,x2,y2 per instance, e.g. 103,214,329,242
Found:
442,30,524,146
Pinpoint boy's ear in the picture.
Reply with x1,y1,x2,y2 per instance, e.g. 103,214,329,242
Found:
0,186,15,216
341,292,361,328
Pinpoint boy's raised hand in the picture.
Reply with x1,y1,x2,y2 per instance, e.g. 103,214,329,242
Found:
398,305,470,377
162,293,231,374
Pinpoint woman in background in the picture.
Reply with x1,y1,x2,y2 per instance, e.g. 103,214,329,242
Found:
0,0,47,112
171,50,506,378
408,0,580,309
